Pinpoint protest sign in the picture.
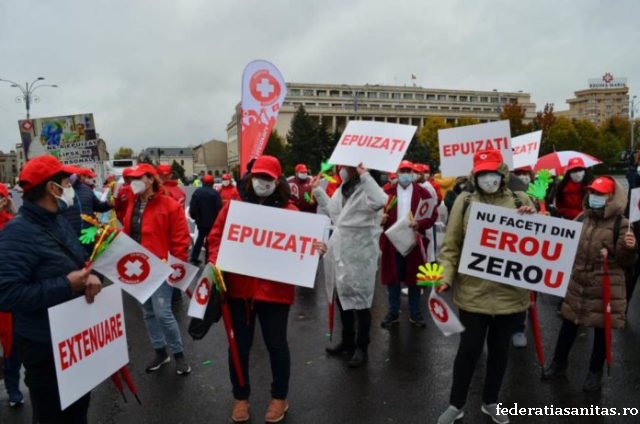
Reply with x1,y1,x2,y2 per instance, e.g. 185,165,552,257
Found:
18,113,104,164
49,286,128,409
512,131,542,169
384,212,417,256
428,290,465,336
438,120,513,177
328,121,416,173
167,254,200,292
216,201,330,288
459,203,583,297
188,263,215,320
92,233,173,303
630,188,640,224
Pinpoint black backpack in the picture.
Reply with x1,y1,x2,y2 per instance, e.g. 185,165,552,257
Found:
187,288,222,341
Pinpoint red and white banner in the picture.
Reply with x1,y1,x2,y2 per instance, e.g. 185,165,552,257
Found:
49,286,129,409
167,254,200,292
216,201,330,288
630,188,640,224
92,233,173,304
240,60,287,174
428,290,465,336
512,130,542,169
458,203,583,297
328,121,416,173
438,120,513,177
187,263,215,320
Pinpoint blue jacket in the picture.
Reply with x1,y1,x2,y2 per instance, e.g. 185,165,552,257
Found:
63,181,112,237
189,185,223,229
0,201,88,343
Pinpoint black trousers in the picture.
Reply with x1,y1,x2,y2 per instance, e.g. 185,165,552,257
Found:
449,310,525,408
337,296,371,351
552,318,605,372
16,336,91,424
190,226,211,262
228,298,291,400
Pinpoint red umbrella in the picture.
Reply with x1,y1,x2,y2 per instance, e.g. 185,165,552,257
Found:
601,248,612,375
534,151,601,175
214,266,245,387
110,372,127,403
528,291,545,375
327,292,335,342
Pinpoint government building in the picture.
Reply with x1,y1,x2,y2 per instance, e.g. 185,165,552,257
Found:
226,82,536,168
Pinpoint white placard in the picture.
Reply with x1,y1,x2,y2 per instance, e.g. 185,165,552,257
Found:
49,286,129,409
428,290,465,336
438,120,513,177
328,121,416,173
458,203,583,297
187,263,215,320
630,188,640,224
167,254,200,292
216,201,330,288
512,131,542,169
384,213,417,257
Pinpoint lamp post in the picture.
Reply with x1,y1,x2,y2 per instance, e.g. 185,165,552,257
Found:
342,84,359,120
631,95,638,150
0,77,58,119
492,88,502,116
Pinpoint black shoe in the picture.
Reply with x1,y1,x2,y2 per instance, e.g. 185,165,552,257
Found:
175,353,192,376
542,361,567,380
409,314,427,328
325,342,354,356
381,314,399,328
146,348,170,372
582,370,603,392
348,348,368,368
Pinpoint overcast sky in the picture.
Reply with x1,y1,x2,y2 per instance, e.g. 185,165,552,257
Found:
0,0,638,155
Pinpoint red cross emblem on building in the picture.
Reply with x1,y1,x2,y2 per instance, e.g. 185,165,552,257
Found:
602,73,614,83
116,253,151,284
429,298,449,323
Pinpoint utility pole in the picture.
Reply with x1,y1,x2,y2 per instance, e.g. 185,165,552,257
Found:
0,77,58,119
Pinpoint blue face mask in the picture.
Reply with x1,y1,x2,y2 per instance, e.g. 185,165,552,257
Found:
398,173,413,187
588,194,607,209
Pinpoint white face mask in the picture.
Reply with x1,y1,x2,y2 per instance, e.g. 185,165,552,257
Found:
412,173,420,182
53,183,75,207
339,168,350,183
252,178,276,197
131,179,147,195
570,170,585,183
477,173,502,194
222,180,230,187
517,175,531,186
297,173,308,180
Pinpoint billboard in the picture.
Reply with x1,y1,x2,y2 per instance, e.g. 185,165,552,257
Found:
588,73,627,89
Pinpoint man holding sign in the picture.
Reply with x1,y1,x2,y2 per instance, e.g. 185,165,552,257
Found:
436,149,535,424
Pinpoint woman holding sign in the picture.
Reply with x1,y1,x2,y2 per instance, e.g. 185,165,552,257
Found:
543,176,636,391
0,156,102,423
436,149,535,424
312,163,388,368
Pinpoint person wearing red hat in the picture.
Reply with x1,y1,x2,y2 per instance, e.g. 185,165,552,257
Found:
413,163,443,204
208,155,304,423
218,173,241,204
115,168,134,223
157,163,186,206
287,164,317,214
554,157,594,220
382,172,398,191
437,149,536,424
188,174,222,264
544,176,636,392
0,155,102,422
122,164,192,375
379,160,437,328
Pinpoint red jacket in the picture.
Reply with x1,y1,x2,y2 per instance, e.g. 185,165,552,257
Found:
429,179,443,204
218,185,241,204
115,184,133,224
164,181,186,206
122,192,191,262
557,180,585,220
379,182,438,286
0,211,12,357
287,176,317,214
208,200,298,305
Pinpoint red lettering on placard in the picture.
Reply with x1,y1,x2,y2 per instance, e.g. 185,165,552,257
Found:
226,224,320,259
228,224,241,242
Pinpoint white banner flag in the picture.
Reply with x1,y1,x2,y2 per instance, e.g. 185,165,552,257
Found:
630,188,640,224
166,254,200,292
512,131,542,169
187,263,215,320
93,233,172,304
49,286,129,409
428,290,465,336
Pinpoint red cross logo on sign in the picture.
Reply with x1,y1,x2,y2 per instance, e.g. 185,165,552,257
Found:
250,70,281,106
429,298,449,323
116,253,151,284
168,264,186,285
195,278,211,305
419,203,428,217
21,120,33,131
602,73,614,83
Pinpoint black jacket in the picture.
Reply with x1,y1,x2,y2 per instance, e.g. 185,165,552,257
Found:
62,182,112,236
189,185,223,229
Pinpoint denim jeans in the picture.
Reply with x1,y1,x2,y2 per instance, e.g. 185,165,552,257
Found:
387,253,422,317
3,341,23,402
141,282,184,354
190,226,210,262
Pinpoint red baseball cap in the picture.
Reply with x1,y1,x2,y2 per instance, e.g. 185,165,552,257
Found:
0,183,8,197
203,175,214,184
566,157,586,172
222,173,232,181
473,149,503,173
388,172,398,179
295,164,308,173
412,163,425,173
156,164,172,177
123,168,133,178
398,160,414,172
422,164,431,173
251,156,282,179
515,166,533,172
79,168,97,178
19,155,79,191
128,164,158,178
586,176,615,194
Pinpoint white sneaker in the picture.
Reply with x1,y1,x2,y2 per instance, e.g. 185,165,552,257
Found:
482,403,509,424
437,406,464,424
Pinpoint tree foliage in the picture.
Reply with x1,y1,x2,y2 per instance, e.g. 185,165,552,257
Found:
417,117,451,163
171,160,186,182
114,147,134,159
500,103,531,137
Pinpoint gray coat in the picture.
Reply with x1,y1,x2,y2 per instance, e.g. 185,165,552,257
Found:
314,173,387,310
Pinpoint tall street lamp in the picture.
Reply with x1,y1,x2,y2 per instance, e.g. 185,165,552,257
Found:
342,84,359,120
0,76,58,119
630,95,638,150
492,89,503,116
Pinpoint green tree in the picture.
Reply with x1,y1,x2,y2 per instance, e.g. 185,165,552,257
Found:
171,160,186,182
287,106,323,174
114,147,134,159
500,103,531,136
455,117,480,127
533,103,557,154
317,122,335,166
417,117,451,163
263,130,292,174
545,117,581,153
404,135,430,165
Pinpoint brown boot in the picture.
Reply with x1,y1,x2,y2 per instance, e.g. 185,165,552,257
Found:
265,399,289,423
231,399,250,422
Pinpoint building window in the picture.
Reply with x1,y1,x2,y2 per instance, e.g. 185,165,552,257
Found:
437,95,446,101
415,94,424,100
509,98,517,104
403,93,413,100
418,105,427,109
380,92,390,99
382,104,392,109
480,96,488,102
342,90,353,97
452,107,460,110
427,94,435,101
394,104,404,109
330,90,340,97
370,104,380,108
303,89,314,96
317,90,327,97
459,96,468,102
469,96,477,102
291,89,301,96
318,103,329,107
356,91,365,98
367,92,378,98
448,95,457,101
392,93,401,99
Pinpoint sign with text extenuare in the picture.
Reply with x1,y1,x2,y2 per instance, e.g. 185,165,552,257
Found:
328,121,416,173
49,286,128,410
438,120,513,177
216,201,331,288
458,203,583,297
